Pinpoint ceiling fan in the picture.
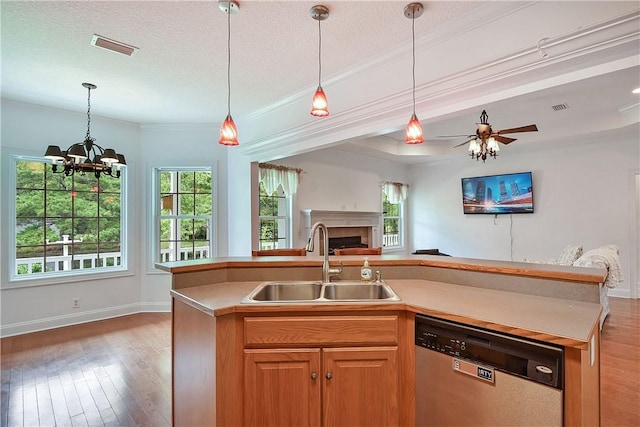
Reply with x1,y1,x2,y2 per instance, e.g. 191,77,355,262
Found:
441,110,538,162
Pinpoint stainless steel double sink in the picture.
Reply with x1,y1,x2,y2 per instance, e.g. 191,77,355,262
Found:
241,280,401,303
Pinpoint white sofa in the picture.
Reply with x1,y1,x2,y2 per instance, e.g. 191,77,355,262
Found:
525,244,623,329
573,244,623,329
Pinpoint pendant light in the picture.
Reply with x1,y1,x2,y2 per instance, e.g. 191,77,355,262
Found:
404,3,424,144
310,5,330,117
218,1,239,146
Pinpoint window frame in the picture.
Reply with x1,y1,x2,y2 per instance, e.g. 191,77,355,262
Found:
382,190,406,252
257,182,292,250
5,153,129,288
149,166,216,272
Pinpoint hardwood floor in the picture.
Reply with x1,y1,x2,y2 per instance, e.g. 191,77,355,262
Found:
1,299,638,427
600,297,640,427
1,313,171,427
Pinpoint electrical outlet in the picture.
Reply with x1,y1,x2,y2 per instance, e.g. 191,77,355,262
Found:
73,298,80,308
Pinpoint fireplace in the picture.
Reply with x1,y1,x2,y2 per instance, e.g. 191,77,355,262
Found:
301,210,382,255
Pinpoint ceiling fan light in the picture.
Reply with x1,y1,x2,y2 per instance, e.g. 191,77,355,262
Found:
219,114,239,146
405,113,424,144
310,86,329,117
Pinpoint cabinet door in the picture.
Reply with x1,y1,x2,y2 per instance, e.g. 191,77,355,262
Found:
244,348,321,427
322,347,399,427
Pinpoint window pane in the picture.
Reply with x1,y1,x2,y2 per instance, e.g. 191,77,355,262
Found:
195,194,212,215
160,171,173,193
16,190,45,219
99,218,121,242
75,218,98,243
100,194,120,213
45,173,68,191
194,172,211,193
74,191,99,217
17,161,44,189
47,190,73,217
160,218,174,241
179,172,195,192
179,194,195,215
180,219,194,241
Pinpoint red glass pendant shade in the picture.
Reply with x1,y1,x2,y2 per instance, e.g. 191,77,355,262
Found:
219,114,239,146
405,113,424,144
310,86,329,117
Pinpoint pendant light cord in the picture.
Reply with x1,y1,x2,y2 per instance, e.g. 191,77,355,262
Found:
226,5,231,115
411,11,416,115
317,17,322,86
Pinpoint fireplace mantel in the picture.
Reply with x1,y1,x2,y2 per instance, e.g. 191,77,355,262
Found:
301,210,382,253
301,209,383,228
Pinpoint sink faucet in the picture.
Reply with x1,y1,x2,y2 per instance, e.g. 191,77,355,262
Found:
306,221,342,283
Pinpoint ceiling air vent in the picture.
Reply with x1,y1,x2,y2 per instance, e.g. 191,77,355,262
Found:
91,34,138,56
552,103,569,111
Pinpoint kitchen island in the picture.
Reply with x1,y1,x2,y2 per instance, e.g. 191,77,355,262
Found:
158,254,605,426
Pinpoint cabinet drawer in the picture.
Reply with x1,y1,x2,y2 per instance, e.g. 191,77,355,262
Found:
244,315,398,347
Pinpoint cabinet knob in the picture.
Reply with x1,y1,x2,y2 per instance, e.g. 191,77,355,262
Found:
311,372,317,380
325,372,332,380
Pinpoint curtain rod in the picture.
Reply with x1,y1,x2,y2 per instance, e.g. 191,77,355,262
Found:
259,162,304,174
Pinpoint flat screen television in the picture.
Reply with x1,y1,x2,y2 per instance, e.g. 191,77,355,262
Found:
461,171,534,214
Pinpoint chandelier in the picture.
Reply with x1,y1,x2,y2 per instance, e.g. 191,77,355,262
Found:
44,83,126,178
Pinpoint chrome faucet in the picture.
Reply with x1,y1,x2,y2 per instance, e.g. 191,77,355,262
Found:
306,221,342,283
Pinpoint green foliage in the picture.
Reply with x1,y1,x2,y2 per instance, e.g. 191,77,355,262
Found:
15,159,122,264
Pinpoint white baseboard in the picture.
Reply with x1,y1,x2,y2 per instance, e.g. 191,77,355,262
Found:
0,302,169,338
607,288,633,298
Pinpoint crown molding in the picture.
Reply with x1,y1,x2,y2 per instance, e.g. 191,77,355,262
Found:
239,8,639,162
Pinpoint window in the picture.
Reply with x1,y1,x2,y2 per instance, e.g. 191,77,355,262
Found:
381,182,408,250
156,168,213,263
13,156,125,279
258,182,291,250
382,191,403,249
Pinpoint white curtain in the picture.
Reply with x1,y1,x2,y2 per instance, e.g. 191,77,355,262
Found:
259,164,302,196
382,182,408,204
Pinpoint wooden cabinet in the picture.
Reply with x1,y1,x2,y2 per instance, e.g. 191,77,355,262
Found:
243,315,401,427
244,349,322,427
322,347,398,427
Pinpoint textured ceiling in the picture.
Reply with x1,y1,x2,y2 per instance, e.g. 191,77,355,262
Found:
1,1,639,163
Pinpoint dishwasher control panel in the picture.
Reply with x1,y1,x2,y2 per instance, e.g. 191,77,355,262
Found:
415,314,563,389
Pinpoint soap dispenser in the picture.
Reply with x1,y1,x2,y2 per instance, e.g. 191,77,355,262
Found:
360,257,372,282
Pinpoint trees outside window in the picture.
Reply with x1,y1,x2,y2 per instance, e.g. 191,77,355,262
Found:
258,182,290,250
14,157,124,278
156,169,213,263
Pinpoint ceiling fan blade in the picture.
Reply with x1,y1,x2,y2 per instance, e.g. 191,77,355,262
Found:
494,135,517,145
496,124,538,134
435,134,474,139
453,137,474,148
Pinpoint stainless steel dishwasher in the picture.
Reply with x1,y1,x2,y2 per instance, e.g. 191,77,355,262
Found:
415,314,564,426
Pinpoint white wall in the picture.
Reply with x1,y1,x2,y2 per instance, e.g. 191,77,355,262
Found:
139,124,229,306
409,126,640,298
277,149,410,249
0,100,234,336
1,99,143,336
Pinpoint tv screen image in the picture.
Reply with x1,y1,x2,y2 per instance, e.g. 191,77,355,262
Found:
461,172,534,214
